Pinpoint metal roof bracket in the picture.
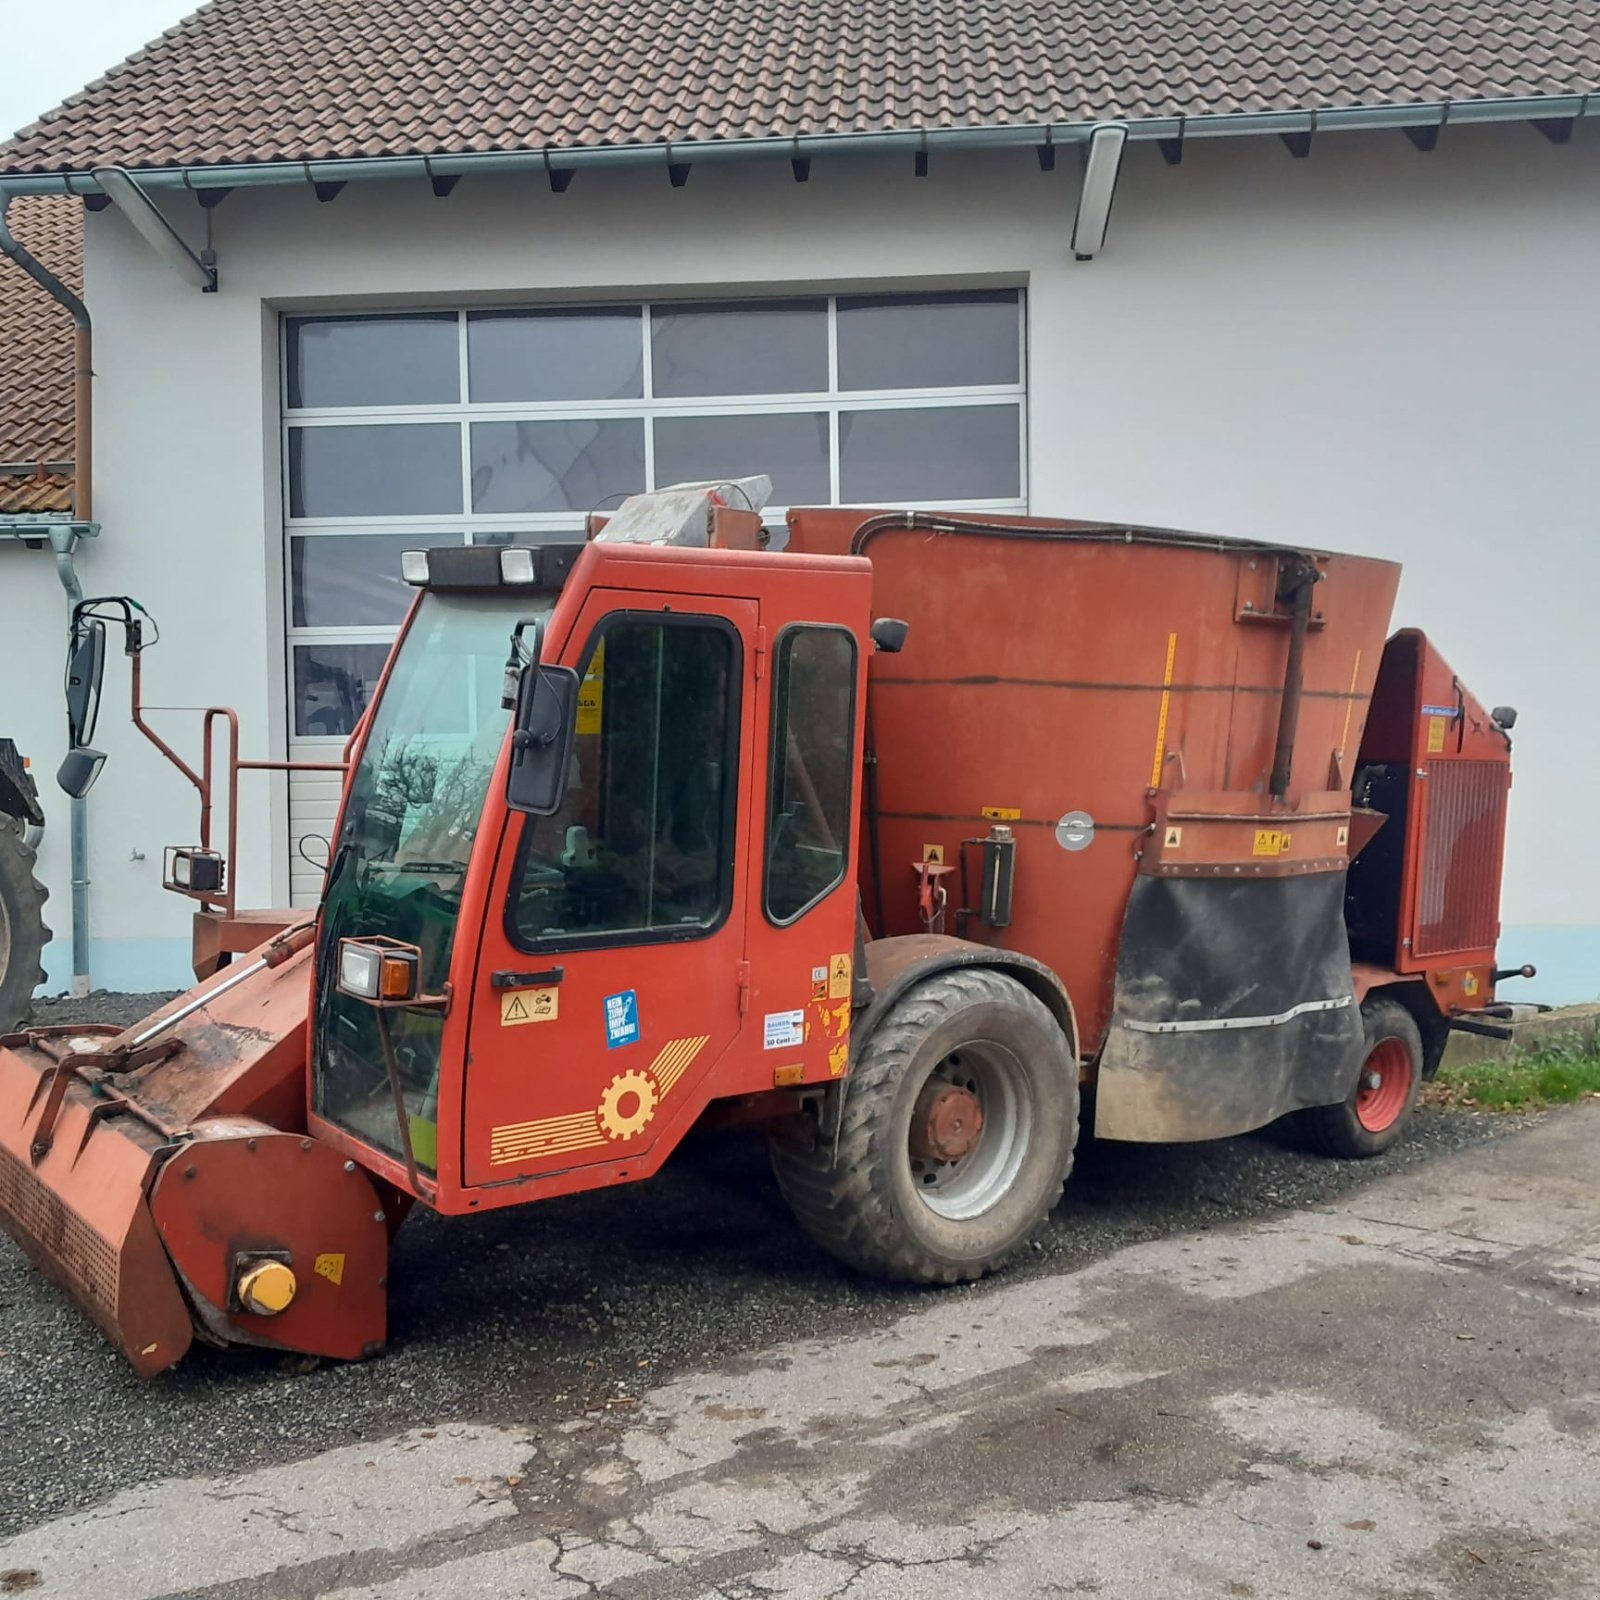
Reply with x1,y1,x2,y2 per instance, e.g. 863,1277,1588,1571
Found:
540,150,573,193
91,165,217,290
1036,127,1056,172
1280,111,1316,158
423,156,460,198
1403,103,1450,152
1157,115,1186,166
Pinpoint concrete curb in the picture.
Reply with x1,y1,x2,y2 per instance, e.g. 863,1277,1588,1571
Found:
1442,1002,1600,1069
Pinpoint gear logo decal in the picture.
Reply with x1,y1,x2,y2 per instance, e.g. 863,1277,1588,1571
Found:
598,1070,659,1140
489,1035,711,1166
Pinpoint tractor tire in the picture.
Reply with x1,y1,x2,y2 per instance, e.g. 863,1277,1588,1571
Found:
0,817,49,1031
771,968,1079,1285
1295,995,1424,1159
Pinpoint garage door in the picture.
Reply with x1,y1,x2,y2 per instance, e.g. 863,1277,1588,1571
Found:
282,289,1027,903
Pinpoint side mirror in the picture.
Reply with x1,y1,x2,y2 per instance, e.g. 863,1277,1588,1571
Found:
505,663,580,815
870,617,909,654
57,746,106,799
1491,705,1518,731
65,617,106,749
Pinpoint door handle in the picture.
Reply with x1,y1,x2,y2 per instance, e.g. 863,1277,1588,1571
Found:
491,966,565,990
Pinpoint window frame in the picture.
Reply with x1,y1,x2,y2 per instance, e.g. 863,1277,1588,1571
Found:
502,609,745,955
762,622,860,928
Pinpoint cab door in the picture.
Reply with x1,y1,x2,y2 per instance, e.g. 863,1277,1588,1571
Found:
461,588,756,1188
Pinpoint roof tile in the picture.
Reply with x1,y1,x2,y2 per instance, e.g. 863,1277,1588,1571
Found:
0,195,79,478
0,0,1597,175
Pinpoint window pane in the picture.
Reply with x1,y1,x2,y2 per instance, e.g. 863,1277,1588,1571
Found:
653,412,829,507
765,628,856,923
836,291,1020,392
292,642,392,738
511,620,738,944
286,315,459,409
288,425,463,518
839,404,1020,503
467,309,644,403
470,419,645,514
651,300,827,397
291,533,454,627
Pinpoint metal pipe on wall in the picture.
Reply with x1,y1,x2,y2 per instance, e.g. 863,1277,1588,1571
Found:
0,195,95,995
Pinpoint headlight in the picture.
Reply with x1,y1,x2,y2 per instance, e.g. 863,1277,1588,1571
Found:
400,549,430,585
338,941,382,999
499,547,537,585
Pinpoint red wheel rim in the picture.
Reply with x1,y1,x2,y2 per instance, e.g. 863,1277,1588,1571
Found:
1355,1036,1414,1132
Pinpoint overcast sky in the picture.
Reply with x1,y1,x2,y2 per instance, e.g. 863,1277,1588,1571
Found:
1,0,193,141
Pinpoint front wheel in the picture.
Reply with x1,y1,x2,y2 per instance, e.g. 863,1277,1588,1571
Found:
1296,994,1424,1159
770,968,1079,1284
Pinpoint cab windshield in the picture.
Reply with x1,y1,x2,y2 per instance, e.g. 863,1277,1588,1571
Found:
313,589,551,1169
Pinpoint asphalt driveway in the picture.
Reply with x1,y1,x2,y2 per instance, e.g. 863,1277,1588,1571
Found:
1,1102,1594,1599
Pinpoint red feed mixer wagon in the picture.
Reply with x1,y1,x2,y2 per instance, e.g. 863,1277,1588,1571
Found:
0,483,1529,1376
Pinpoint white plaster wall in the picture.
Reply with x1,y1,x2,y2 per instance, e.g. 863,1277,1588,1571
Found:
3,120,1594,996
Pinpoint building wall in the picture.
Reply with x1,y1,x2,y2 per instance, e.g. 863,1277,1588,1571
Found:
1,121,1594,1001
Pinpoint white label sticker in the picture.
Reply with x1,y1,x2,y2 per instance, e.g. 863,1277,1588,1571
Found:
764,1009,805,1050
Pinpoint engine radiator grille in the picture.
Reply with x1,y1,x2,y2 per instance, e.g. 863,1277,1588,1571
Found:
1414,759,1506,959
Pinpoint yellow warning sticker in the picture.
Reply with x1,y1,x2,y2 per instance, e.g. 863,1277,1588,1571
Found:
314,1253,346,1287
828,952,853,1001
1463,972,1480,997
501,986,559,1026
982,806,1022,821
1336,825,1350,848
922,843,946,864
1426,715,1447,754
1252,829,1293,856
576,640,606,735
1164,826,1183,849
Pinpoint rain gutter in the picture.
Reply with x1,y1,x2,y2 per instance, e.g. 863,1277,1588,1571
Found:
0,195,97,995
0,93,1593,198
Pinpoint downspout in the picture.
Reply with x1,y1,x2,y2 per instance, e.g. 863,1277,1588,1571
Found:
0,192,94,994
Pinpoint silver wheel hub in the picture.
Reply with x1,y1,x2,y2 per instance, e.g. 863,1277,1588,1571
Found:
907,1041,1033,1221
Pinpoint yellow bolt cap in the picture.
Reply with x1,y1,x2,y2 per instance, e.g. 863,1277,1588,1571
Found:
238,1260,297,1316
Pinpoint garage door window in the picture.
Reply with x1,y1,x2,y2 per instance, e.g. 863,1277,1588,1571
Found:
283,290,1025,902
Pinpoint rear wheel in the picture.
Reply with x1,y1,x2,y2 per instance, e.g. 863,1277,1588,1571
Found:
771,968,1079,1284
1297,994,1423,1158
0,818,49,1031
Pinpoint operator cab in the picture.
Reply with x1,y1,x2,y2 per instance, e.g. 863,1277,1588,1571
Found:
310,485,875,1212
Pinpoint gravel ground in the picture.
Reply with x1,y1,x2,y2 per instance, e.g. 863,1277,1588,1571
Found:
0,989,1531,1538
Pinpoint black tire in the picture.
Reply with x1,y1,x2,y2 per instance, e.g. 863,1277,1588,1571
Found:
770,968,1079,1284
0,817,49,1032
1296,995,1423,1159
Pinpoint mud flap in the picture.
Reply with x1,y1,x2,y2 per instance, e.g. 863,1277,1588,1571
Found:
1094,873,1363,1142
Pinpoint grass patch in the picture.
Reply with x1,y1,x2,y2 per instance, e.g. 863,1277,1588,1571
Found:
1431,1037,1600,1111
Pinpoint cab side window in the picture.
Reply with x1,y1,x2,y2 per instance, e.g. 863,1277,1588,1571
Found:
508,614,739,947
764,626,857,924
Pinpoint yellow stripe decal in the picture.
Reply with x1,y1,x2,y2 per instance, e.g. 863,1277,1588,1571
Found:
1149,632,1178,790
489,1033,710,1167
653,1034,709,1095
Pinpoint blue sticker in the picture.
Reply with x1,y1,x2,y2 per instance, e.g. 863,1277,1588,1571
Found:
604,989,640,1049
1420,704,1459,719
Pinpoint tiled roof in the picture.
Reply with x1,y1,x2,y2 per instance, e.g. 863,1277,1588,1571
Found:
2,0,1599,175
0,467,74,515
0,196,79,484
